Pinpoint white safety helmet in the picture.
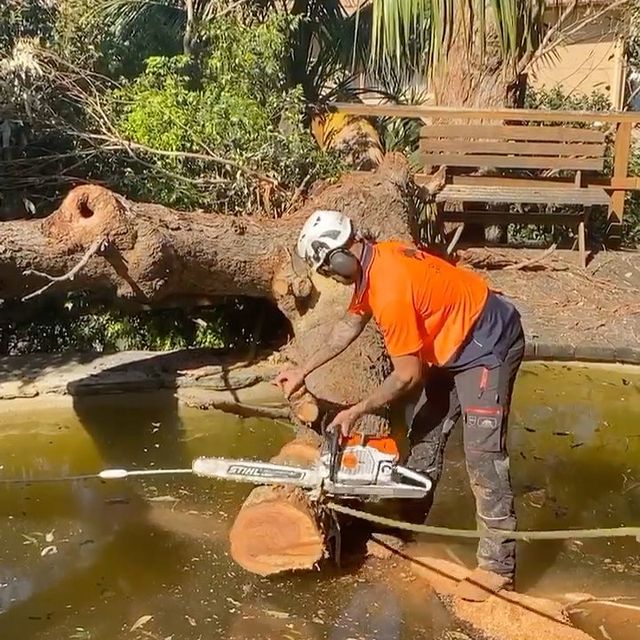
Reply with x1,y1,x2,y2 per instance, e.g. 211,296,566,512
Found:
296,209,354,270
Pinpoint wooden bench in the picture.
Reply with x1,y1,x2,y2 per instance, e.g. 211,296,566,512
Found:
417,122,611,267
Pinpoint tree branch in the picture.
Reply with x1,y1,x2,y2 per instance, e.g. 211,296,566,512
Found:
518,0,579,75
22,237,109,301
503,243,558,271
68,131,280,188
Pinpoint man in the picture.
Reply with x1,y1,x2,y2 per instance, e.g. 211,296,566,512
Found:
275,210,525,601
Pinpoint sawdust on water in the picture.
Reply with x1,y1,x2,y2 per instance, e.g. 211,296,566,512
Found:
0,392,462,640
1,361,640,640
396,361,640,640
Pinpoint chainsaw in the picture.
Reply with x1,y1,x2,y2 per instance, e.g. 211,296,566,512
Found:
99,429,432,502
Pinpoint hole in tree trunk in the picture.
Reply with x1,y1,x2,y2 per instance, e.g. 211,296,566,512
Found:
78,200,94,218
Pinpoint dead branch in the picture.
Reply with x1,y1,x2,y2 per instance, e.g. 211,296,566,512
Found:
459,247,568,272
589,256,614,277
504,243,558,270
446,224,464,256
69,131,279,188
283,173,313,216
554,0,629,48
22,237,108,301
520,0,579,75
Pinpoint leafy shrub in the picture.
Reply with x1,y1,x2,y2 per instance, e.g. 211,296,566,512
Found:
0,295,285,356
109,14,342,213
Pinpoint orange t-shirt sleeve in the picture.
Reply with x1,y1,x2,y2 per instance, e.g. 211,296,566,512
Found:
348,290,370,316
377,296,424,358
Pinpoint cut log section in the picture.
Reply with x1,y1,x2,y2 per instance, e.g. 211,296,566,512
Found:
229,432,326,576
288,387,320,424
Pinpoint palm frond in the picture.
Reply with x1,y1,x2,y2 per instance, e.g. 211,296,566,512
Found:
364,0,566,84
92,0,185,43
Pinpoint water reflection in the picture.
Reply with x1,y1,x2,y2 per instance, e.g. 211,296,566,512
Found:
329,584,401,640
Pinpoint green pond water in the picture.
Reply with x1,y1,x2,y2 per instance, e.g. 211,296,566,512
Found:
0,362,640,640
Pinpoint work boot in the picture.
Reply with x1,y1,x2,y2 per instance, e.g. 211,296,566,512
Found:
455,567,514,603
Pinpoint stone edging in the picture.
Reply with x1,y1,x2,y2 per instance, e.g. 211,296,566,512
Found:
524,339,640,365
0,344,638,404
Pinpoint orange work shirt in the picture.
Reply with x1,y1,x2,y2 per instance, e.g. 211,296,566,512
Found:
349,242,489,366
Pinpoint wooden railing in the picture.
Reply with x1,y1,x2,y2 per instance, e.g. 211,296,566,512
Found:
329,102,640,244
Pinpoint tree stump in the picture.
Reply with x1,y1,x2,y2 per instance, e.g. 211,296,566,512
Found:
229,432,326,576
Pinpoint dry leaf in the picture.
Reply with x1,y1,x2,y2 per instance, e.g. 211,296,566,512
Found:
265,609,290,619
40,545,57,556
130,614,153,631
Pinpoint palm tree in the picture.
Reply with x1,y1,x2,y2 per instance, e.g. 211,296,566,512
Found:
362,0,627,108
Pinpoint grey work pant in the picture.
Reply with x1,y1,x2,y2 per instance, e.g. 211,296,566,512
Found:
404,330,525,577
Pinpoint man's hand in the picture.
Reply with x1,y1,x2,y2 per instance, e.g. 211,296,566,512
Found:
274,366,306,399
327,405,364,438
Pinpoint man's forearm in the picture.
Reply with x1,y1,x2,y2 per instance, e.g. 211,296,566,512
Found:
355,372,415,414
301,313,369,376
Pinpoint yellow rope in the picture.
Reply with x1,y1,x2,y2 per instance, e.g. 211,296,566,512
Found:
328,502,640,541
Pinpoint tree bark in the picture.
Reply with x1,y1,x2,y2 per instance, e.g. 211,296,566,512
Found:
429,4,523,110
0,153,419,434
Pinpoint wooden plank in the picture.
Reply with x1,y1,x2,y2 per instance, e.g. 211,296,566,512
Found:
441,212,585,225
416,174,579,189
611,176,640,190
329,102,640,124
420,140,606,157
608,121,632,228
420,153,604,171
435,185,610,206
418,125,605,143
414,173,640,191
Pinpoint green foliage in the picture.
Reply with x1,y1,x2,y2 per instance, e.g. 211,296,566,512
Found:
0,295,283,355
109,14,341,212
0,0,56,51
0,7,345,355
624,154,640,249
524,85,612,119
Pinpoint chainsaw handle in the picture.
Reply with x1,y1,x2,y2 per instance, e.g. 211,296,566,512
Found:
327,426,342,483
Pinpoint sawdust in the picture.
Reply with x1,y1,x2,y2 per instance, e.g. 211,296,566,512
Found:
566,600,640,640
405,546,593,640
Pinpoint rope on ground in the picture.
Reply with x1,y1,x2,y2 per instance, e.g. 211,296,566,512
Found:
327,502,640,541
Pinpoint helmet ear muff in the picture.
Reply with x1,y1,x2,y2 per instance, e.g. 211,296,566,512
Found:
326,249,359,280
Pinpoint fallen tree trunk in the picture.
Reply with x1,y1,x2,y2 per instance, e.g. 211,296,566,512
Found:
1,153,420,434
229,431,325,576
2,154,423,576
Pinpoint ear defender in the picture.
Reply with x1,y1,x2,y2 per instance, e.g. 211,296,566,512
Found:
327,249,359,279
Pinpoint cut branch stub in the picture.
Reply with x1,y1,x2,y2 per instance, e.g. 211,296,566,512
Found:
289,387,320,424
42,185,135,252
